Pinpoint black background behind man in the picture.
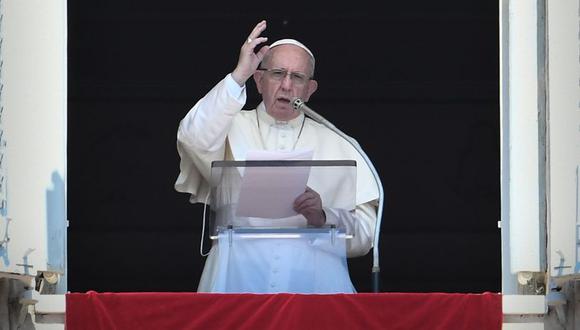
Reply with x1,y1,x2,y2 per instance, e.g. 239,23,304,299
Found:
68,2,499,292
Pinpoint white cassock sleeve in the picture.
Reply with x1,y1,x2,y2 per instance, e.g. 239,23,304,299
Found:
324,203,377,258
175,74,246,199
179,74,245,153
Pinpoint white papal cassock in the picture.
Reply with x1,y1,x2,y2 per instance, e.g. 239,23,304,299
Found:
175,74,379,293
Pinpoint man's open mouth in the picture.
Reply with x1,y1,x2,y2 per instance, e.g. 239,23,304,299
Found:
276,96,292,104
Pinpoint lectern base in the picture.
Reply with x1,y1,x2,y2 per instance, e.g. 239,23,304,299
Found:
199,230,354,293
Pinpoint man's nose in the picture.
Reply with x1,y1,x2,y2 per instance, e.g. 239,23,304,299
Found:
280,73,293,90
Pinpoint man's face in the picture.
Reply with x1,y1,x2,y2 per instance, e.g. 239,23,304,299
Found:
253,45,318,121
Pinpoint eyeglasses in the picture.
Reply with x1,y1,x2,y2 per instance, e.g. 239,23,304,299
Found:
258,68,312,86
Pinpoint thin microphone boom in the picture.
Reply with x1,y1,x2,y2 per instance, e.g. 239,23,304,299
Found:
291,98,385,293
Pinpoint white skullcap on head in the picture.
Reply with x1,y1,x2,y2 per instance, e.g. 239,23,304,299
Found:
269,39,315,63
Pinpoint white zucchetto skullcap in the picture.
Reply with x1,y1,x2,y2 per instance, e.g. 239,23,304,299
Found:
269,39,315,63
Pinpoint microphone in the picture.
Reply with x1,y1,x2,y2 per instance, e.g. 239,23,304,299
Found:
291,98,385,293
291,98,334,128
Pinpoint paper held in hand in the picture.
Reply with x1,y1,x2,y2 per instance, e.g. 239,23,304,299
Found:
235,149,314,219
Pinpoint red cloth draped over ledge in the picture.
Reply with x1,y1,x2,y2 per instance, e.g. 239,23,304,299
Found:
66,291,502,330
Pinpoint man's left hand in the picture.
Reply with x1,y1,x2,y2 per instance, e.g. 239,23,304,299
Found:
294,187,325,227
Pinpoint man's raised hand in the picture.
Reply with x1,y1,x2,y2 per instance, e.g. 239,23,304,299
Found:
231,20,270,86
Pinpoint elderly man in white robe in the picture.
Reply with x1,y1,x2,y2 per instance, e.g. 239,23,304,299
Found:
175,20,379,293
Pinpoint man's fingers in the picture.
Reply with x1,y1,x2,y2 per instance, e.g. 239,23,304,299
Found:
294,192,320,210
295,199,318,213
294,196,311,210
231,21,269,86
255,45,270,61
249,20,267,39
247,37,269,52
294,191,313,207
245,20,267,46
293,187,325,226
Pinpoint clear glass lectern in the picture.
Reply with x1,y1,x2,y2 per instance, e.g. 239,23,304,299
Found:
207,160,358,293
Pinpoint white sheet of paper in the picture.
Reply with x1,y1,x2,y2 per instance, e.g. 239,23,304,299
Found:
236,149,314,219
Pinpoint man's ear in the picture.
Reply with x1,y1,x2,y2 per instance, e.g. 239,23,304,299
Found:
253,71,264,94
303,79,318,101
